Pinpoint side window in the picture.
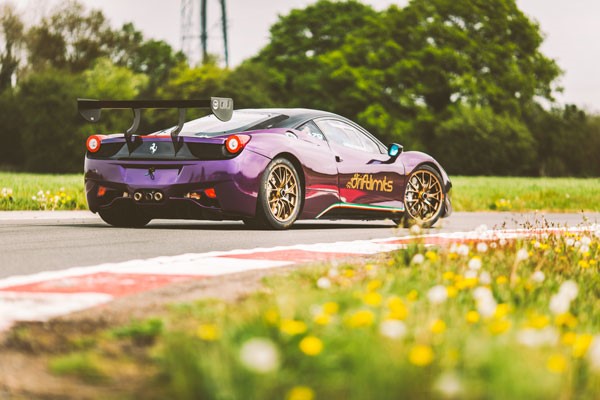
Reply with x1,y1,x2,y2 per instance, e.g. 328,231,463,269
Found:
298,121,325,141
316,119,380,154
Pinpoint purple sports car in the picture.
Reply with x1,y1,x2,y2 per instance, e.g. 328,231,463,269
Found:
78,97,451,229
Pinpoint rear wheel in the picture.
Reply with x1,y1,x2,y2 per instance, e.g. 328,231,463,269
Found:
400,165,445,228
251,157,302,230
98,206,151,228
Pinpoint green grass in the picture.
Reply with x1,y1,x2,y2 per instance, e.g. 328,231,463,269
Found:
452,176,600,212
46,227,600,398
1,172,599,212
0,172,87,210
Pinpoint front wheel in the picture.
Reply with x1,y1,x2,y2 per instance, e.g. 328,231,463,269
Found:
400,165,445,228
98,206,151,228
252,157,302,230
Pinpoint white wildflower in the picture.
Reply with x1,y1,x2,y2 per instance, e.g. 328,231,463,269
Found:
468,257,482,270
457,244,470,256
549,293,571,315
516,248,529,262
434,371,462,397
427,285,448,304
476,242,488,253
477,297,498,318
533,241,541,249
581,236,591,246
517,327,559,347
328,268,339,278
410,224,422,236
479,271,492,285
239,338,280,373
316,277,332,289
531,271,545,283
465,270,478,280
566,238,575,247
499,238,508,247
379,319,407,339
579,245,590,254
412,253,425,265
588,336,600,371
558,280,578,301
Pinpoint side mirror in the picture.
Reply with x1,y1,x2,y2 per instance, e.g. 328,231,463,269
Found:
388,143,403,158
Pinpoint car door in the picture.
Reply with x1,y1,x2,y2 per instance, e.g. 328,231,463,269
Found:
314,118,405,209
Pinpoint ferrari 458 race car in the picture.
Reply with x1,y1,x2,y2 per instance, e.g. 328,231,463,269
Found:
78,97,451,229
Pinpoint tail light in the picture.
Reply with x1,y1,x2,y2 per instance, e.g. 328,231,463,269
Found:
225,134,251,154
86,135,105,153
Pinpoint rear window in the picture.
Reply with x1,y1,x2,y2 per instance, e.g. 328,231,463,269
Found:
176,111,288,137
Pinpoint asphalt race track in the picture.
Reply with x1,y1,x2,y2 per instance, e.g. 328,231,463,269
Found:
1,211,599,280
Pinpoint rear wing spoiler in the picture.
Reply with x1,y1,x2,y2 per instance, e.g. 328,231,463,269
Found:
77,97,234,153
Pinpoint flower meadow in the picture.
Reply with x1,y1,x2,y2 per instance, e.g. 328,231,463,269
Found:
0,173,87,211
108,226,597,400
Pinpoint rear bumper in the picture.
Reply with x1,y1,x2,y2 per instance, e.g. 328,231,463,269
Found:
84,149,270,219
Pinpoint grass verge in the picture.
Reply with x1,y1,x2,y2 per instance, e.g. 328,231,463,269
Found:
22,226,599,399
1,172,599,212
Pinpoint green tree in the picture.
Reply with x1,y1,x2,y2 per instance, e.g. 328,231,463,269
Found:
25,0,113,73
18,70,84,172
0,2,24,92
111,23,186,97
82,57,149,134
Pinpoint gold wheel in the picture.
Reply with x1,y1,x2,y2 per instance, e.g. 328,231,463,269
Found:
404,168,444,225
266,163,299,223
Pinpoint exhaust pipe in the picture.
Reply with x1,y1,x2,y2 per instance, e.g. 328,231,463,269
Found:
154,191,163,202
145,192,153,202
133,191,143,202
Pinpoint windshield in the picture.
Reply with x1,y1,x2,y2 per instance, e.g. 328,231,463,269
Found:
174,111,288,137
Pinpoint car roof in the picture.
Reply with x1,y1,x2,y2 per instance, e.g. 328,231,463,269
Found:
235,108,342,128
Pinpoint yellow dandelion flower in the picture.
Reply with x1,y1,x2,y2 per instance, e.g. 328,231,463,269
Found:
343,269,355,278
299,336,323,356
425,251,438,262
313,313,330,326
280,319,307,336
287,386,315,400
363,292,383,307
409,344,434,366
407,290,419,301
578,259,590,269
561,332,577,346
323,302,339,315
442,271,455,280
527,313,550,329
367,279,382,292
387,296,408,320
264,309,279,325
387,259,395,266
546,354,567,374
572,334,593,358
496,275,508,285
494,304,510,319
448,252,458,260
488,319,511,335
446,286,458,298
347,309,375,328
365,264,375,271
590,259,597,266
555,313,577,329
197,324,220,341
466,310,480,324
430,319,446,334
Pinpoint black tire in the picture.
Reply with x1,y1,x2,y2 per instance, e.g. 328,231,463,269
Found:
254,157,302,230
98,206,151,228
400,165,445,228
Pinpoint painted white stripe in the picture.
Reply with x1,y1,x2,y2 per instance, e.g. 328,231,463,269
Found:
0,292,112,331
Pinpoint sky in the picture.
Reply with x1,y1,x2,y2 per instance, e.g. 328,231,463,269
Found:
14,0,600,112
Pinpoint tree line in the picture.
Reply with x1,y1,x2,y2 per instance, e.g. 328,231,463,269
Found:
0,0,598,175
